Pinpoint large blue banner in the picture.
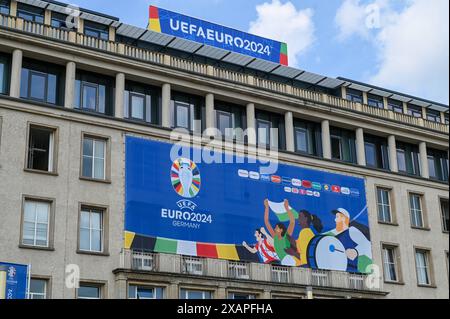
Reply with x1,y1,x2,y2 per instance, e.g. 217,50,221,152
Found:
148,6,289,65
0,262,28,299
125,137,373,273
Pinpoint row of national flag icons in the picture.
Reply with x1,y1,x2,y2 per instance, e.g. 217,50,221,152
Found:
237,169,360,197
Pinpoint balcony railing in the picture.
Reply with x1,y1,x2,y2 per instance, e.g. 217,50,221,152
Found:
0,13,448,134
121,250,384,293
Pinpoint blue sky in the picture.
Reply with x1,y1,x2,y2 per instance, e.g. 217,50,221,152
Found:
58,0,449,104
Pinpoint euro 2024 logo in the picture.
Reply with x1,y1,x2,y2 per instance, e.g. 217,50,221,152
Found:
171,158,202,213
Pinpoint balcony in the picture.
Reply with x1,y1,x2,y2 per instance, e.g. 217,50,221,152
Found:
120,250,384,294
0,13,448,134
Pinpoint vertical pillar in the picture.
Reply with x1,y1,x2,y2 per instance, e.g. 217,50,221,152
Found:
321,120,331,159
402,102,408,114
168,282,179,299
356,128,366,166
115,73,125,118
44,9,51,25
109,26,116,42
246,103,256,146
205,93,215,130
383,97,389,110
388,135,398,173
9,49,23,98
341,86,347,99
161,83,171,128
421,107,427,120
362,92,368,105
440,112,446,124
64,61,76,108
419,141,429,179
10,1,17,17
216,286,226,299
285,111,295,152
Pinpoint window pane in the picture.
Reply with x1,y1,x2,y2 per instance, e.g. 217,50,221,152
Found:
131,95,145,119
82,156,93,178
441,200,449,232
80,228,90,251
331,137,341,160
24,201,36,222
137,287,154,299
295,128,308,153
94,140,105,159
91,230,101,252
365,143,376,167
30,279,46,299
0,62,4,94
98,85,106,114
20,69,29,98
257,121,270,147
176,104,189,129
93,158,105,179
36,202,49,223
83,138,93,157
35,223,48,246
30,72,46,101
80,211,90,228
91,212,102,230
218,112,232,138
47,74,57,104
397,150,406,172
82,84,97,110
78,285,100,299
28,127,51,171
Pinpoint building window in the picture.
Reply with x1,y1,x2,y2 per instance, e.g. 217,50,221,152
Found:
364,134,389,169
382,245,400,282
330,127,356,164
445,114,449,125
27,126,56,173
255,110,286,150
77,284,102,299
0,0,10,15
51,12,70,29
415,249,432,286
396,142,421,176
409,193,424,228
427,148,449,182
367,94,384,109
81,136,107,180
22,199,51,248
79,207,104,253
387,99,403,113
407,104,422,118
215,102,246,142
441,199,449,233
84,21,109,41
346,89,363,104
124,81,160,124
29,278,48,299
17,3,44,23
75,71,114,116
170,92,204,133
228,292,256,300
180,289,211,300
128,285,164,299
20,59,64,105
376,187,392,223
294,119,322,157
0,52,9,95
426,109,441,123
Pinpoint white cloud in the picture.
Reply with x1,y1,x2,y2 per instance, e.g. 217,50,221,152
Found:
335,0,449,104
249,0,315,67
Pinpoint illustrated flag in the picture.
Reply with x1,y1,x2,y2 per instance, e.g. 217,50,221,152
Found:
268,201,299,222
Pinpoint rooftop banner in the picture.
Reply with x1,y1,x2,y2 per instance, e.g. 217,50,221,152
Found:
148,5,288,66
124,137,373,274
0,262,29,299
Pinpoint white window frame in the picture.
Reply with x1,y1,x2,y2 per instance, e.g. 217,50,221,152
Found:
82,137,106,180
410,194,424,228
27,126,55,172
128,285,163,299
382,246,398,282
79,208,103,253
180,289,211,300
22,200,50,248
415,250,431,286
77,284,102,299
377,188,392,223
29,278,47,299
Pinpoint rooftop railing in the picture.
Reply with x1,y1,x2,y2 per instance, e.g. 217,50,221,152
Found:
122,250,384,294
0,13,448,134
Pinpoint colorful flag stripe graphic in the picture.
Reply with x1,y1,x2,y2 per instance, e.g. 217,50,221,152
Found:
148,6,161,33
126,232,259,263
